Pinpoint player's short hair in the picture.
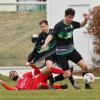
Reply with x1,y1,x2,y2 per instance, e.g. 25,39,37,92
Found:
65,8,75,16
39,20,48,25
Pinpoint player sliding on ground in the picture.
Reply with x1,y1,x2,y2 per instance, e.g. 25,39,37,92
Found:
0,64,68,90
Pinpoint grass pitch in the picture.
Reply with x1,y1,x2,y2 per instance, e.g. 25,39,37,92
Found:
0,11,46,66
0,75,100,100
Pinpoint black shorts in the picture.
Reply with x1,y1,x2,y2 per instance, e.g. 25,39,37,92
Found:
56,49,83,71
45,53,57,63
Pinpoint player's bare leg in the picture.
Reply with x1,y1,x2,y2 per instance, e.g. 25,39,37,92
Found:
77,59,92,89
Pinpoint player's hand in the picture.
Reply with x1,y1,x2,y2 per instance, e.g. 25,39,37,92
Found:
39,45,48,53
41,44,48,51
26,62,30,68
0,80,4,84
83,13,90,20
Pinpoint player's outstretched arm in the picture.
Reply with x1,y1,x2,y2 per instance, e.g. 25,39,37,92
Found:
30,64,40,75
81,13,90,27
26,47,38,67
0,80,17,90
42,34,53,50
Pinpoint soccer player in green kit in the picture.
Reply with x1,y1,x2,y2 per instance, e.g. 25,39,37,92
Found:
42,8,92,89
26,19,80,89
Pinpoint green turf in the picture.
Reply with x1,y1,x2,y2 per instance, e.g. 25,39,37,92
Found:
0,75,100,100
0,11,46,66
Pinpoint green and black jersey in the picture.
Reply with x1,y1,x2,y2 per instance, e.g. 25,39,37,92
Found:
28,29,56,63
35,29,56,52
51,20,81,55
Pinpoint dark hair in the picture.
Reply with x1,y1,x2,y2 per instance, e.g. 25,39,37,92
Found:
9,71,17,76
65,8,75,16
9,71,19,81
39,20,48,25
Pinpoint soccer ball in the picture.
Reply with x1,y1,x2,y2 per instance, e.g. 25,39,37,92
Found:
83,73,94,84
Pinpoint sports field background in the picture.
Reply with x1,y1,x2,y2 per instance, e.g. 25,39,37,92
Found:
0,8,100,100
0,11,46,66
0,74,100,100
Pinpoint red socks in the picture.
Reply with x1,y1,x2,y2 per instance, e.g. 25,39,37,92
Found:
40,83,61,89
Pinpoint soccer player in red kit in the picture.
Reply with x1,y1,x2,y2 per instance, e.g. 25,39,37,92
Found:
0,64,68,90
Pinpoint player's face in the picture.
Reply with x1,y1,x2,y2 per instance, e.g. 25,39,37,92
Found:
9,71,19,81
64,15,74,24
40,23,49,33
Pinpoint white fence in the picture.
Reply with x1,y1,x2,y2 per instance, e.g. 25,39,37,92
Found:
0,1,47,11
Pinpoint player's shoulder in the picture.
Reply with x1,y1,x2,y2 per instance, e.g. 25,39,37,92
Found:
38,32,44,37
72,21,80,25
54,20,63,28
56,20,63,25
72,21,81,28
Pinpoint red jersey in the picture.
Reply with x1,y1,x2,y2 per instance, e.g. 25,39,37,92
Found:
1,64,64,90
15,67,41,90
1,71,35,90
1,65,41,90
15,65,41,90
15,76,33,90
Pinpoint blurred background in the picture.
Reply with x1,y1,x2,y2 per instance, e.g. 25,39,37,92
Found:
0,0,99,72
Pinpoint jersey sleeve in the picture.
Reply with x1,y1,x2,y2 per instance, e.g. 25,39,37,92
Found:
35,33,43,50
23,72,33,77
51,23,60,38
23,64,40,78
72,21,81,29
31,64,40,75
1,84,17,90
28,47,38,62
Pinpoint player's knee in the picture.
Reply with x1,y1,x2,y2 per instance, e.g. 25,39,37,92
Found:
63,70,71,78
77,59,88,71
81,65,88,72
